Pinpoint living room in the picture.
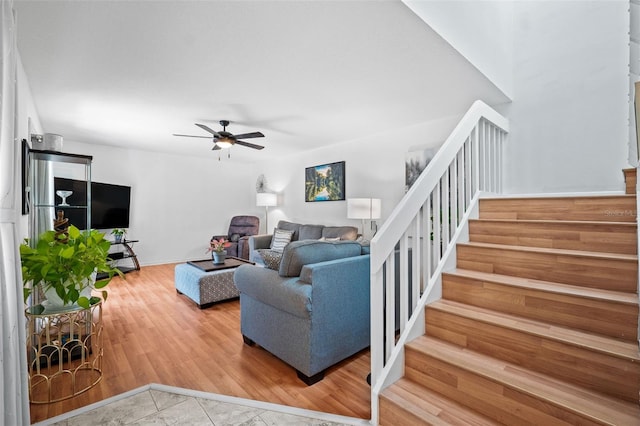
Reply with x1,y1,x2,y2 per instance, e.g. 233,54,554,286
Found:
1,0,636,425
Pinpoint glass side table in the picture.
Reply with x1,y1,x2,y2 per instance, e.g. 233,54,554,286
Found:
25,301,103,404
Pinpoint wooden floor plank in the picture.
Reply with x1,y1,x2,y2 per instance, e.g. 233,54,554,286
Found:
28,264,371,423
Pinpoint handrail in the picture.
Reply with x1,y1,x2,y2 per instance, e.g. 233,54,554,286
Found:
369,100,509,425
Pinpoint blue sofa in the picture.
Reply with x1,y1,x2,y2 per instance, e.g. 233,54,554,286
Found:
234,239,370,385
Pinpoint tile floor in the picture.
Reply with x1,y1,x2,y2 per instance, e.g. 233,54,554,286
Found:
34,384,369,426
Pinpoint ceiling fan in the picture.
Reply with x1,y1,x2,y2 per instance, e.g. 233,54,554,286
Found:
173,120,265,151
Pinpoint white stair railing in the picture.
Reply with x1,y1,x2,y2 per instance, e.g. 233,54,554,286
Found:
369,100,509,425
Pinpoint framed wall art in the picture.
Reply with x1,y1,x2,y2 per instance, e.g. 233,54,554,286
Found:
305,161,345,202
22,138,30,215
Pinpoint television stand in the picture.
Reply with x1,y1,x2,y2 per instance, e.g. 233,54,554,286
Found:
100,239,140,278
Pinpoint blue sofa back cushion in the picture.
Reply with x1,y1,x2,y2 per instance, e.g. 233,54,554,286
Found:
279,240,363,278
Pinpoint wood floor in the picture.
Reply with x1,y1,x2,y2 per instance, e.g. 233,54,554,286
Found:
29,264,372,424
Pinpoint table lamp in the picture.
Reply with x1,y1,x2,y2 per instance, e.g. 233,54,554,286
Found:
347,198,381,237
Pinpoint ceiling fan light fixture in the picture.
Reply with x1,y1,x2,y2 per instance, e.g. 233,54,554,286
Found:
215,138,233,149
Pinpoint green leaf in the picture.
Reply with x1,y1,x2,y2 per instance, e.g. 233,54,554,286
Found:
60,246,75,259
94,279,109,289
101,290,108,302
77,296,90,309
68,287,79,303
89,296,101,305
68,225,81,239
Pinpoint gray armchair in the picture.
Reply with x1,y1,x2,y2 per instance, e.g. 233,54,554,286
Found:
211,215,260,260
234,240,370,385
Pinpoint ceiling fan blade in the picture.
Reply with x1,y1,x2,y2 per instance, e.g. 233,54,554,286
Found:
173,133,212,139
211,144,222,151
232,131,264,139
195,123,221,137
235,140,265,150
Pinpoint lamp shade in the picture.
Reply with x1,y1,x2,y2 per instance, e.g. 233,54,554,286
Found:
347,198,381,219
256,192,277,207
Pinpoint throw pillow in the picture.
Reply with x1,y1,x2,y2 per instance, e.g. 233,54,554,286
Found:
270,228,294,252
256,249,283,270
319,236,341,242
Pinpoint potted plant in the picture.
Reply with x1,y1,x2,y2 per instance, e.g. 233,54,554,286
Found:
111,228,126,243
207,238,231,264
20,225,124,310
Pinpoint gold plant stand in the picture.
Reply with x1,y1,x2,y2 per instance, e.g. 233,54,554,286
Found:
25,301,103,404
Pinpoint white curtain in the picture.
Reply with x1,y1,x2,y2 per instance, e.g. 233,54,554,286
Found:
0,0,30,424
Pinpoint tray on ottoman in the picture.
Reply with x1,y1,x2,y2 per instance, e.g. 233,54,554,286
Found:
187,257,250,272
175,257,254,309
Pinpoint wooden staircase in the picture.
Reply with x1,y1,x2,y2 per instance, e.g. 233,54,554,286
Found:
379,192,640,425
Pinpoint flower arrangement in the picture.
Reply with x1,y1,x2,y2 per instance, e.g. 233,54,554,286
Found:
208,238,231,253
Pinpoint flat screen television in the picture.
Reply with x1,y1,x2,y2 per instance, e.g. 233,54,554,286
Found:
54,178,131,230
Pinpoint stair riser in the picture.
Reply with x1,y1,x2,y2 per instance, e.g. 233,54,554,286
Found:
404,348,603,426
456,245,638,293
479,197,636,222
425,308,640,403
469,220,637,255
442,274,639,341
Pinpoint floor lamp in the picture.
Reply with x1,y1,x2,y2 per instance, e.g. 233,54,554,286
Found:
256,193,277,234
347,198,382,238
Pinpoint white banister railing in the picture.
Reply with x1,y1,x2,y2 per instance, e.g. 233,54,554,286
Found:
369,100,509,425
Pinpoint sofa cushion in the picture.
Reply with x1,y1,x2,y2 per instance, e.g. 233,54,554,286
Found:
299,224,324,240
256,249,283,270
279,240,362,277
322,226,358,241
271,228,294,252
276,220,301,241
234,266,312,319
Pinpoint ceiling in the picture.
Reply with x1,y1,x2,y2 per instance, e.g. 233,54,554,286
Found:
14,0,508,162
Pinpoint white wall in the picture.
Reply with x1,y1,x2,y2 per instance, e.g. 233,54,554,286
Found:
62,140,258,266
502,1,630,194
257,114,460,239
403,0,514,99
630,0,639,166
15,54,42,240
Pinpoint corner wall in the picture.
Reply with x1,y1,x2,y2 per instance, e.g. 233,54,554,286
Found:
502,1,629,194
402,0,514,99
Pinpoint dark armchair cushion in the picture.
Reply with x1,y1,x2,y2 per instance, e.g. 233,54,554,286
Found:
228,216,260,238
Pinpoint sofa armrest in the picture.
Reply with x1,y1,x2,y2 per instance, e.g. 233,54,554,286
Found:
249,234,273,251
237,236,251,260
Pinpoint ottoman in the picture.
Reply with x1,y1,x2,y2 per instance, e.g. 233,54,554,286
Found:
174,259,251,308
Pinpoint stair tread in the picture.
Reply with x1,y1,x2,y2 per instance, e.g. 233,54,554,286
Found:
459,241,638,261
407,336,640,424
445,268,639,305
381,377,500,426
482,194,636,201
470,218,637,227
429,299,640,361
